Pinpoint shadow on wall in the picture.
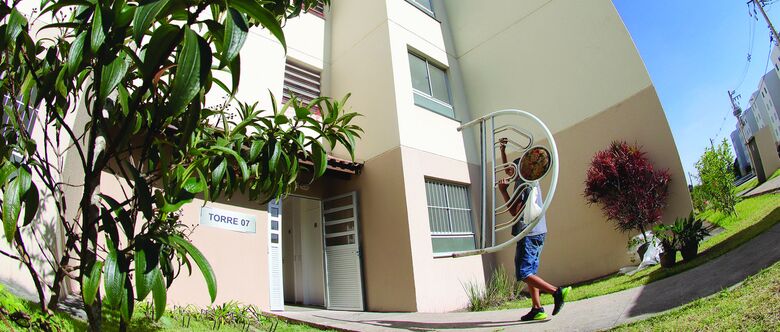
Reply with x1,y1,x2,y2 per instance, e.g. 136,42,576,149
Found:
625,207,780,318
1,188,63,301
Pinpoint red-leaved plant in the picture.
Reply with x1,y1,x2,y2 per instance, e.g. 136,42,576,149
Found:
584,141,671,242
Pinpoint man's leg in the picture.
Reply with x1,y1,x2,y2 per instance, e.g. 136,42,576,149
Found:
523,275,556,294
529,285,541,308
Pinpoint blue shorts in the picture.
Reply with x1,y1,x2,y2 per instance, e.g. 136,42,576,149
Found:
515,233,546,280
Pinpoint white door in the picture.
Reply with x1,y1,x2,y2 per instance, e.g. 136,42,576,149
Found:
268,199,284,311
322,192,364,311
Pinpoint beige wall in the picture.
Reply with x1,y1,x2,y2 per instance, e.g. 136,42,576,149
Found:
323,148,418,311
97,172,273,309
399,146,486,312
756,126,780,177
443,0,652,136
326,0,401,161
494,86,693,285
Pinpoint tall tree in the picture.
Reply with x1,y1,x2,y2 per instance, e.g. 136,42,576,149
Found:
695,139,738,215
0,0,362,330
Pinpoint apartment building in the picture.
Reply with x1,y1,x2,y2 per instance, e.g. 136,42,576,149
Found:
731,128,751,174
756,73,780,143
2,0,692,313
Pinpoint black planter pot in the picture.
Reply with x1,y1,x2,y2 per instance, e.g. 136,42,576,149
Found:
659,249,677,268
681,243,699,262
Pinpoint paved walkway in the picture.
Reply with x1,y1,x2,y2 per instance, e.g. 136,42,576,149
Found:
741,175,780,198
277,222,780,331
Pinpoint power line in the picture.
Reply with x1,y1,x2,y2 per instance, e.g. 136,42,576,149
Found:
734,3,758,91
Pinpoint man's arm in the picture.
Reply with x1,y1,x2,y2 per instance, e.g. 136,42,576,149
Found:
499,138,513,176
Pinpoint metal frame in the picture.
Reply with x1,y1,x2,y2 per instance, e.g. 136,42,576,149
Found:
321,191,365,311
444,109,559,258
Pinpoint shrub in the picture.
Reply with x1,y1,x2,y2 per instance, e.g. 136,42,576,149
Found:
695,139,739,215
465,266,523,311
584,141,671,242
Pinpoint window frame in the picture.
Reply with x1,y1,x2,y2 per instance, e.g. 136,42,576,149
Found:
405,0,435,18
424,179,476,256
408,52,455,119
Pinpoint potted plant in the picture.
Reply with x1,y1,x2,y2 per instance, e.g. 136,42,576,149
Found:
653,223,679,268
677,212,710,262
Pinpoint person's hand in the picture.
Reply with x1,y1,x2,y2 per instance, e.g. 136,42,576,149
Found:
499,137,508,151
497,178,511,191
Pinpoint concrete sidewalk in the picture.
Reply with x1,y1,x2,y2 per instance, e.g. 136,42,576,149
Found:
277,221,780,331
741,175,780,198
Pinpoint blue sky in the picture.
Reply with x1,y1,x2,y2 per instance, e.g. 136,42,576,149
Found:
613,0,780,184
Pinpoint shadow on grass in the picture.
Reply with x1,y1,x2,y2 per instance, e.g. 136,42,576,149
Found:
625,207,780,317
643,206,780,285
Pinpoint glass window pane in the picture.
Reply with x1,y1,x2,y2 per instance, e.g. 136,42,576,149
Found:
414,0,433,12
429,65,450,104
409,53,431,94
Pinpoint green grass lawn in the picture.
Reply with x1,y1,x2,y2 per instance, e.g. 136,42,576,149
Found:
611,259,780,331
0,286,321,332
495,193,780,310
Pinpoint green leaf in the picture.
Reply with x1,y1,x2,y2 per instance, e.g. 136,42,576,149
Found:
100,51,130,100
5,9,26,42
222,8,248,65
274,114,288,125
229,55,241,94
101,208,120,247
103,238,125,308
3,168,31,243
183,177,206,194
119,276,134,322
142,24,179,80
230,0,286,50
132,0,170,45
114,0,135,28
117,85,130,116
212,158,227,187
99,194,133,238
169,27,201,115
0,164,16,185
311,141,327,177
22,184,38,226
168,235,217,302
82,260,103,305
249,140,264,161
124,162,153,220
67,32,86,76
269,140,281,171
38,0,90,18
211,146,249,181
90,5,105,53
135,247,157,301
151,267,166,320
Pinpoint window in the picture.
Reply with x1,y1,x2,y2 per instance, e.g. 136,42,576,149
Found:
425,180,476,254
408,52,454,118
406,0,434,16
2,94,37,135
307,1,325,19
282,59,321,114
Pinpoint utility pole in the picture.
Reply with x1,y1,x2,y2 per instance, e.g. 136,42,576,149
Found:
729,90,758,176
753,0,780,46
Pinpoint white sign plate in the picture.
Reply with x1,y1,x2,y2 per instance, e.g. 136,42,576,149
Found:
200,206,256,233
